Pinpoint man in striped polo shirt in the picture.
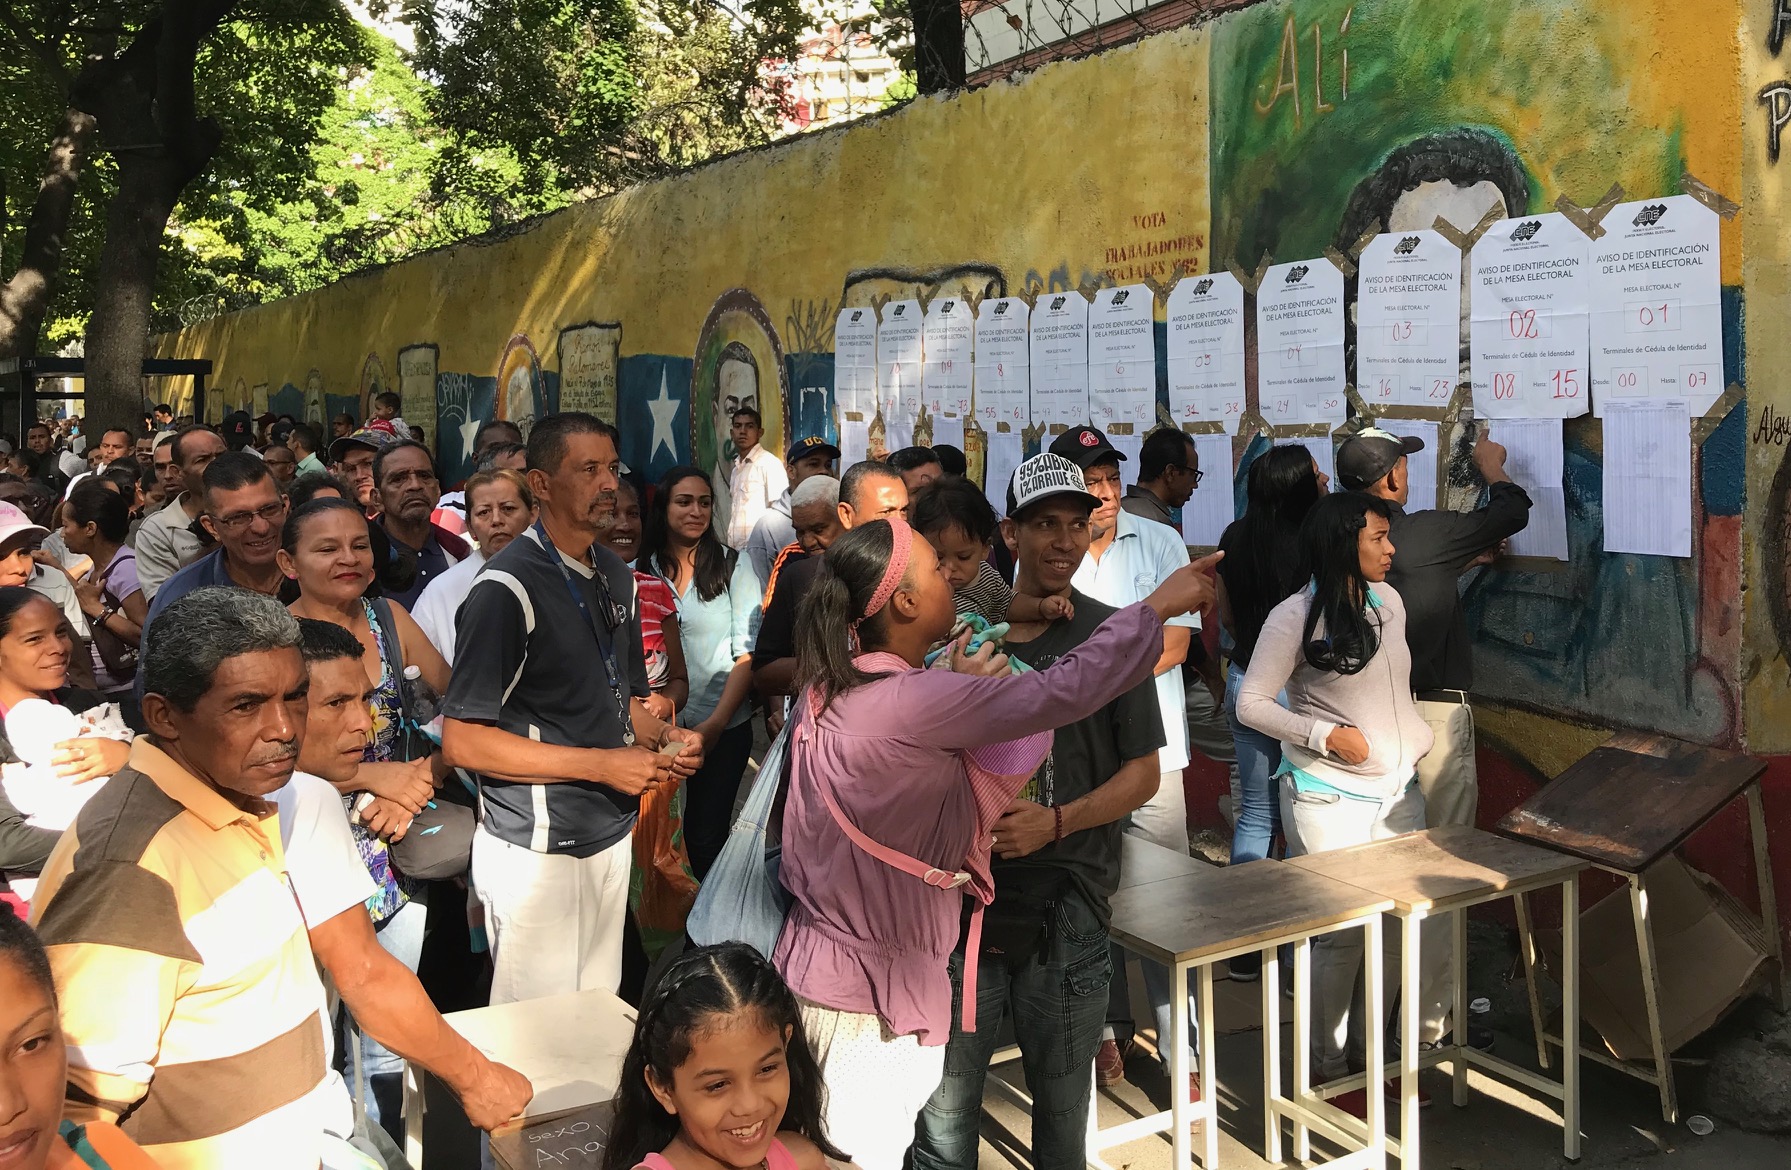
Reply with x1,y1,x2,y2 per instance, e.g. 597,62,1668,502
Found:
31,588,335,1170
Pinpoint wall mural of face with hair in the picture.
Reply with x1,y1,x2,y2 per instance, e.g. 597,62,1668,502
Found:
693,288,788,537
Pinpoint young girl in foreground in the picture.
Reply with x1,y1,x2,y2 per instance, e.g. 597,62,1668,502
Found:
604,943,851,1170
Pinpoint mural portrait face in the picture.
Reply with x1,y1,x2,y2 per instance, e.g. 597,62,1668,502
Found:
716,344,760,466
305,370,325,426
693,289,788,530
496,334,546,439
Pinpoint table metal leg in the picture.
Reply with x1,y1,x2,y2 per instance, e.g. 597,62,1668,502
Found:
1400,913,1423,1170
1173,958,1192,1170
1513,891,1550,1071
1365,914,1388,1170
403,1062,424,1169
1293,937,1313,1164
1451,908,1469,1109
1199,964,1219,1170
1263,948,1283,1166
1629,874,1679,1123
1746,783,1788,1012
1563,874,1582,1161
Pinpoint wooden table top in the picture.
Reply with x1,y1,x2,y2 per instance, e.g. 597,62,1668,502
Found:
1119,834,1210,890
1108,858,1394,966
1494,731,1766,873
1284,826,1586,913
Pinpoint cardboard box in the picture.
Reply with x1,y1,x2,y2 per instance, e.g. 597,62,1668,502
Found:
1543,856,1769,1062
491,1098,615,1170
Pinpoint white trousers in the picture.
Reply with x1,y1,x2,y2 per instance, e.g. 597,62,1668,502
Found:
1280,779,1448,1078
800,999,946,1170
473,827,632,1005
1415,696,1478,829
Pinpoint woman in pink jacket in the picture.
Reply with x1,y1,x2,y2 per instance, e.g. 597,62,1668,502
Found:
773,513,1213,1169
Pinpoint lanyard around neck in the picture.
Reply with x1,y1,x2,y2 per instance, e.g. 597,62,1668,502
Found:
532,521,633,745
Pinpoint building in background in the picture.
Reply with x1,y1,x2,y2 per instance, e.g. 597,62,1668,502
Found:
771,0,909,135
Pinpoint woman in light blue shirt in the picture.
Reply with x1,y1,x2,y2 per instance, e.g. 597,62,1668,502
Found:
639,465,761,878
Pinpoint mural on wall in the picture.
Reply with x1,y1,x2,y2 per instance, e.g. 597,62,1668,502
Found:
397,345,436,436
558,323,622,420
359,352,389,424
494,334,549,438
692,290,788,527
619,355,695,485
1209,0,1746,743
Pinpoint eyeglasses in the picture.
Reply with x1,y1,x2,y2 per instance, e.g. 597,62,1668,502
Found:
209,500,286,534
1171,464,1206,488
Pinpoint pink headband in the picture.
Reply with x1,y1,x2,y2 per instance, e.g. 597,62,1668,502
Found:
849,515,913,651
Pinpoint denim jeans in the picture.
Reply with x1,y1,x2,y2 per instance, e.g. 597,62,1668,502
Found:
351,894,428,1139
1225,662,1284,866
912,888,1112,1170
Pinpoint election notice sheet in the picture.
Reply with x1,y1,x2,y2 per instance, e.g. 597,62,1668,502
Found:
1030,292,1091,427
1087,284,1157,428
922,296,974,418
982,429,1024,518
1166,272,1247,429
1374,417,1438,512
833,306,878,419
1487,418,1569,560
1590,195,1723,417
1470,213,1591,419
1357,229,1461,410
1602,398,1693,557
1256,258,1347,426
1180,434,1237,547
973,297,1030,431
876,299,924,423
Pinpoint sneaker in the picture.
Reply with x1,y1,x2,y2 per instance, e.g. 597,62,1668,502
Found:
1095,1038,1127,1087
1385,1079,1432,1109
1228,952,1261,983
1330,1081,1430,1119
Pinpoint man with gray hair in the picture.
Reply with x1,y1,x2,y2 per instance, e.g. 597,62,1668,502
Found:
30,588,342,1170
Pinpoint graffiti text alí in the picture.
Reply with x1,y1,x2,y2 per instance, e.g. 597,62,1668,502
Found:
1255,5,1353,127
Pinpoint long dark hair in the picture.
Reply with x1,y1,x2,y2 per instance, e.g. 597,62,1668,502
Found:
1220,445,1324,649
639,465,734,602
1299,493,1391,675
603,943,847,1170
794,519,900,712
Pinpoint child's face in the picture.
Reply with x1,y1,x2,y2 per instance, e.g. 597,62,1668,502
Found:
374,400,396,419
650,1014,791,1170
926,523,989,592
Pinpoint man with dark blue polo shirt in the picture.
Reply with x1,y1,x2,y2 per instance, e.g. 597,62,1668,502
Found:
441,412,704,1004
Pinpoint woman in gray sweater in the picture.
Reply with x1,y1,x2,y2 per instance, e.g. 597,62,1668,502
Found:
1237,491,1438,1102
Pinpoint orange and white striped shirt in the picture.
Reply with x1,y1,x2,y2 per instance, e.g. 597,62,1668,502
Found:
30,740,333,1170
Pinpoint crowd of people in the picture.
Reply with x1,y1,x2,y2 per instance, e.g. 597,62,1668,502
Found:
0,397,1530,1170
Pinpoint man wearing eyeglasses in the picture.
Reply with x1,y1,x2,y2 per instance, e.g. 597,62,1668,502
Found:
1122,428,1202,527
140,451,290,644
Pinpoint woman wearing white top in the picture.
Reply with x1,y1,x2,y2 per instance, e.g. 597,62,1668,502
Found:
638,465,760,879
412,469,537,662
1236,491,1437,1104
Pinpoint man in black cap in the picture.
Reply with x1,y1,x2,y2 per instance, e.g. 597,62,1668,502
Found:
744,434,839,590
1336,425,1530,829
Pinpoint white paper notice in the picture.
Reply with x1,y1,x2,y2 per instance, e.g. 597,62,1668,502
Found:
1181,434,1236,546
982,430,1024,518
1374,418,1438,512
1167,273,1247,429
1590,195,1723,417
1357,230,1461,410
1256,258,1347,426
876,300,924,421
973,297,1030,431
1486,418,1568,560
839,417,870,471
883,414,914,455
833,307,878,419
1288,432,1335,489
1087,285,1157,429
1029,292,1090,427
929,414,965,456
1470,213,1591,419
1602,398,1692,557
923,297,974,418
1109,431,1143,490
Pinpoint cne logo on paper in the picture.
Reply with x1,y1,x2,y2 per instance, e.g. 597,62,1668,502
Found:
850,310,864,322
1285,265,1310,283
1192,278,1214,295
1394,236,1421,255
1111,289,1130,305
892,303,907,317
1050,296,1067,310
1632,203,1669,228
993,300,1011,316
1510,221,1543,242
939,300,955,314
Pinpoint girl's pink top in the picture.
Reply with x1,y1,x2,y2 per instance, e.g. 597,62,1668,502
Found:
772,601,1165,1044
636,1140,800,1170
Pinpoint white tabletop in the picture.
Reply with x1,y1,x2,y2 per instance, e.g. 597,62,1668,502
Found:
444,986,639,1118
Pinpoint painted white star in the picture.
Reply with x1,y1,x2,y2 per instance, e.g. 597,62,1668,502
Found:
648,368,681,464
459,419,480,458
